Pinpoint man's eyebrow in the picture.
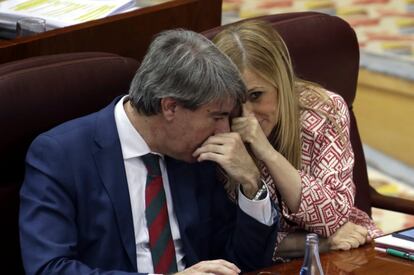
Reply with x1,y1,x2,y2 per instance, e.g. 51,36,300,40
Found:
209,111,230,116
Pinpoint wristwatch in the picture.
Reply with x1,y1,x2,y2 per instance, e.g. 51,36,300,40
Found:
252,179,268,201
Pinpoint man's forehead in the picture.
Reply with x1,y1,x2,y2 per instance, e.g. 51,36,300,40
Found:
206,98,239,114
230,103,242,118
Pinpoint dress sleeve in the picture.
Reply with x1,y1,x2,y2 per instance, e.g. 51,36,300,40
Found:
282,92,355,237
349,207,383,238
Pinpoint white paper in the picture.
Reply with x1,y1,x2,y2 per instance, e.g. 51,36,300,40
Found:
375,234,414,252
0,0,138,29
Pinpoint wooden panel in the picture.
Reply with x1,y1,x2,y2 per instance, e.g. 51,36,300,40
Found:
0,0,222,63
354,69,414,167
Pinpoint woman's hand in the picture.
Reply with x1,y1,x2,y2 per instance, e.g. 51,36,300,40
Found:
328,222,369,250
193,132,260,198
231,109,274,161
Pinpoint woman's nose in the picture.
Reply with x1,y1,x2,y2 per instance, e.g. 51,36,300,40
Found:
242,103,253,117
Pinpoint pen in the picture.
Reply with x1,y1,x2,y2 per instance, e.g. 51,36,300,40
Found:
386,248,414,261
375,247,414,261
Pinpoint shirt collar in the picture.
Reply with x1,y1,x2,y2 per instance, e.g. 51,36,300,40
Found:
114,96,164,160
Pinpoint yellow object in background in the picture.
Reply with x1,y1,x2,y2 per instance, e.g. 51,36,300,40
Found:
304,0,335,9
377,183,399,195
336,6,367,16
395,17,414,28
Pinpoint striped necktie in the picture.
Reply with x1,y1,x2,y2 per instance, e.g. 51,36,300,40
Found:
141,153,178,273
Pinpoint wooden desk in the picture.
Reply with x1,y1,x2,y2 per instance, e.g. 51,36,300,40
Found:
0,0,222,64
247,244,414,275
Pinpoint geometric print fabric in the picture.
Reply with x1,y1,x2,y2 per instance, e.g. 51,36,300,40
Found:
264,88,381,257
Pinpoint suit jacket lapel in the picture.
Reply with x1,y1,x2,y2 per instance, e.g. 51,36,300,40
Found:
93,98,137,270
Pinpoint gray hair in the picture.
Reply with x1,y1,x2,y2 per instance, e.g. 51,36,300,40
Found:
128,29,246,115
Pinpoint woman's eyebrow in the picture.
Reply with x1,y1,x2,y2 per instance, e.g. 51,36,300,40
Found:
247,86,265,92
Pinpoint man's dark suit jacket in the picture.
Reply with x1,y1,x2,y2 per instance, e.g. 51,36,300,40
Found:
19,97,278,275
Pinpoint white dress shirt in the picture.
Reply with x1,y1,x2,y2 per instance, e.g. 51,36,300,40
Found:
114,96,274,273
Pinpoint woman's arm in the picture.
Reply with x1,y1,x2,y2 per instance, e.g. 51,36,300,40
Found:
234,91,356,237
231,110,302,212
277,222,369,258
283,92,355,237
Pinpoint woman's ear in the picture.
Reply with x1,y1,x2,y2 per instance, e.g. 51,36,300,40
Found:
160,97,177,121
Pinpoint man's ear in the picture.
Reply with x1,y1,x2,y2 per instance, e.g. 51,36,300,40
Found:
160,97,178,121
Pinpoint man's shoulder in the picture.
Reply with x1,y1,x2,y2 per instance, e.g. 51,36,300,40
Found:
43,99,117,141
31,99,119,153
39,111,99,147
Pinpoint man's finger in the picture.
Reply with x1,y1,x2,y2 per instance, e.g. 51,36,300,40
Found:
196,260,240,275
193,144,227,157
196,151,225,164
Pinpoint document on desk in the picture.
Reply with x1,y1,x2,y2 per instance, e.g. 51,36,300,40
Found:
0,0,138,29
375,234,414,253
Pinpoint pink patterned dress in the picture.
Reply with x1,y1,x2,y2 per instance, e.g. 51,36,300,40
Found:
223,85,381,258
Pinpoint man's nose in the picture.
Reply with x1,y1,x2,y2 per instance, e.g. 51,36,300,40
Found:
215,119,230,134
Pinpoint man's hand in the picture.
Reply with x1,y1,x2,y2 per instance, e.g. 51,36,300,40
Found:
328,222,369,250
192,132,260,198
176,260,240,275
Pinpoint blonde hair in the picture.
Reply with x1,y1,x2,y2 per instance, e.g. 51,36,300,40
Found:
213,20,335,169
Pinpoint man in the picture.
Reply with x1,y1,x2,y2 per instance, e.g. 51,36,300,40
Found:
19,29,278,275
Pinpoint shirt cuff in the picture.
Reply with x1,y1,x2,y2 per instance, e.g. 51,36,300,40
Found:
238,184,276,226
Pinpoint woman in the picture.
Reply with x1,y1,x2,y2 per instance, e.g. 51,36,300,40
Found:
210,20,382,258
